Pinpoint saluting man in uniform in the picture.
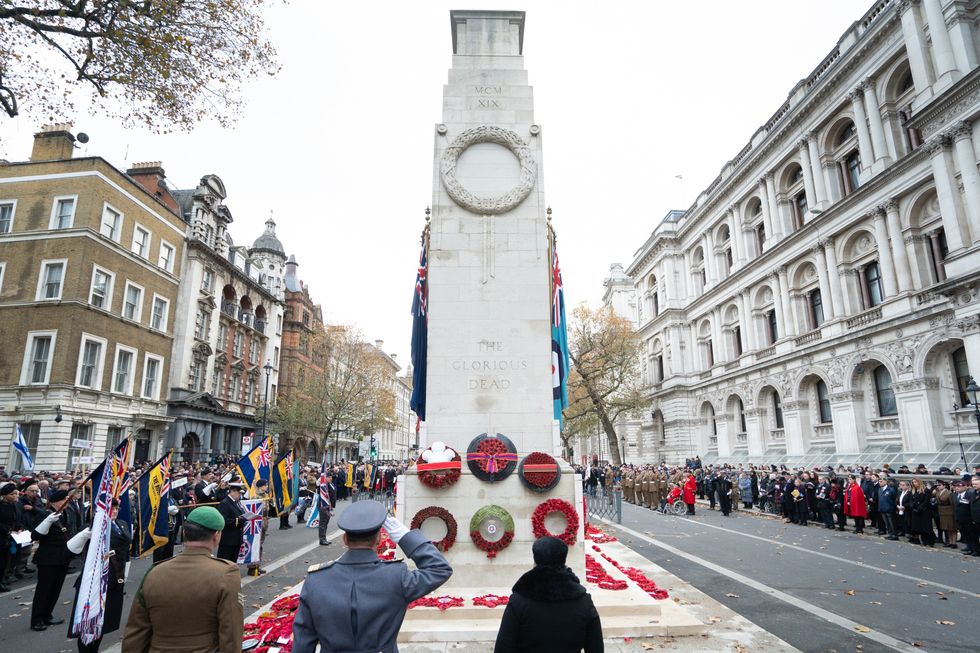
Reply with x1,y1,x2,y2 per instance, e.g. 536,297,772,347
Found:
121,506,243,653
292,499,453,653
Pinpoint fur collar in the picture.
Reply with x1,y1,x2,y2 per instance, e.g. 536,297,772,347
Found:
512,566,587,602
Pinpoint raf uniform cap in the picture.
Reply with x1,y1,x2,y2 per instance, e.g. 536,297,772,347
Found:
186,506,225,532
337,499,387,536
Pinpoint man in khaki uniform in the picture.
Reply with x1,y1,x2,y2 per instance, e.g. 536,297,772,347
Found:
634,468,645,507
122,506,243,653
640,469,653,508
658,472,669,510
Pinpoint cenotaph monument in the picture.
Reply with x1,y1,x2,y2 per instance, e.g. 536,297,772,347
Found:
397,10,676,643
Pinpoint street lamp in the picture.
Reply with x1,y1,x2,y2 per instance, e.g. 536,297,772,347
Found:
262,361,273,442
964,377,980,466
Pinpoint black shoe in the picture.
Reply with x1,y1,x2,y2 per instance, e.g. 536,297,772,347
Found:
31,623,47,632
319,540,330,546
45,618,64,626
0,584,10,593
279,525,289,530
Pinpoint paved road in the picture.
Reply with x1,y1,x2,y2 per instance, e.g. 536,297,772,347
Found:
603,500,980,653
0,500,353,652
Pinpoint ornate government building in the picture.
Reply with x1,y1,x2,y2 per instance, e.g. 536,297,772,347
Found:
623,0,980,469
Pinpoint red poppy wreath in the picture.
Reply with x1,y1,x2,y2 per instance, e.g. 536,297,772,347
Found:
469,504,515,559
518,451,560,493
466,433,518,482
415,441,461,490
531,498,579,546
410,506,458,553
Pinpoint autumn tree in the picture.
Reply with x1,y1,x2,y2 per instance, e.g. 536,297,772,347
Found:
0,0,280,129
565,305,649,466
274,325,396,460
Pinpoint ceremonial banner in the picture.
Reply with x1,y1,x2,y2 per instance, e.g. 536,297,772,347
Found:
13,424,34,471
305,502,320,529
69,450,122,645
237,499,264,564
363,463,374,489
550,233,570,426
409,230,429,421
345,463,354,488
270,451,294,518
132,453,171,558
235,435,272,497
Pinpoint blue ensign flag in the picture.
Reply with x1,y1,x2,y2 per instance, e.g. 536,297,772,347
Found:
410,231,429,421
551,235,570,426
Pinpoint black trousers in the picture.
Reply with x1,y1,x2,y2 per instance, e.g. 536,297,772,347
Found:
819,504,834,528
318,513,331,542
216,545,239,562
834,508,846,529
280,512,290,528
32,563,68,625
718,495,731,516
77,636,103,653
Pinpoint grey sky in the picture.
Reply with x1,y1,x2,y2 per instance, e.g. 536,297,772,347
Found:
0,0,863,365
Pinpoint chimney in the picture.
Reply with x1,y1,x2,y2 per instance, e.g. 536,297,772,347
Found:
375,339,384,352
31,124,76,161
390,354,398,362
127,162,180,213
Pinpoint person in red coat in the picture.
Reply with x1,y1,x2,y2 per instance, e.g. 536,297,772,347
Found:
682,472,698,515
844,476,868,534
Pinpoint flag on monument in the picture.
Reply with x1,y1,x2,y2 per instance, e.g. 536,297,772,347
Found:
551,235,571,425
237,499,264,564
69,449,123,645
131,453,171,558
12,424,34,471
410,231,429,421
271,451,295,518
235,435,272,497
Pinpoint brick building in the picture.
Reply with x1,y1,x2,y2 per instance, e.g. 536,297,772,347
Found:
0,125,185,470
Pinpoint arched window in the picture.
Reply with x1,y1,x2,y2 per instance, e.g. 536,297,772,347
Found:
863,261,884,308
837,122,857,146
816,380,832,423
737,398,747,433
951,347,970,408
772,393,784,429
809,289,825,328
766,309,779,344
843,151,861,193
873,366,897,416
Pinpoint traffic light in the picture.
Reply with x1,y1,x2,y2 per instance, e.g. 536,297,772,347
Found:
370,445,377,459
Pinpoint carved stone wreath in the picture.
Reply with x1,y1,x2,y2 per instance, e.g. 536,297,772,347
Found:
440,125,536,215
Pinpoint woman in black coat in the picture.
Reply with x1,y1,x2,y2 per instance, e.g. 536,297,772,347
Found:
495,537,603,653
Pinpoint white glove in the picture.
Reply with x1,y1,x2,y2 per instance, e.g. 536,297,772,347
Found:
35,511,62,535
204,482,218,496
383,516,410,544
67,527,92,554
168,505,179,516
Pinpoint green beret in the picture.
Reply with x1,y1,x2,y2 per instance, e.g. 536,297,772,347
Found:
186,506,224,532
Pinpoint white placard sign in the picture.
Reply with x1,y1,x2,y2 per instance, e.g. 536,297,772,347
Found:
71,438,94,450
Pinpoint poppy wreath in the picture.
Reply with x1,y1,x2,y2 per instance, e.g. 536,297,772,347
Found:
466,433,518,482
408,595,465,611
243,593,300,652
531,498,579,546
469,504,515,559
415,448,462,490
472,593,509,608
518,451,560,493
410,506,458,553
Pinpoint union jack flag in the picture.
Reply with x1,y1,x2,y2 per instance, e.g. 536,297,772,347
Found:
410,231,429,421
159,456,171,496
256,439,271,468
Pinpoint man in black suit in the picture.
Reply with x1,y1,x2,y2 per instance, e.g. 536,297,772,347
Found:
215,483,246,562
716,471,733,516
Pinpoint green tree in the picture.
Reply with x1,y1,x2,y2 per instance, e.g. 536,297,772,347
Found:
565,305,649,466
0,0,280,129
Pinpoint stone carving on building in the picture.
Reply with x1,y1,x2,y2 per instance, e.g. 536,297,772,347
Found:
892,377,940,393
440,125,537,215
885,338,920,374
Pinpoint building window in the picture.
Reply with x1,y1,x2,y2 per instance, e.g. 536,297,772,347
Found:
105,426,124,455
132,225,151,258
809,290,824,328
76,334,106,389
189,360,205,391
230,375,241,401
816,379,832,424
89,267,114,310
928,228,948,283
273,346,280,366
50,196,76,229
112,346,137,395
233,330,244,358
733,326,743,357
0,200,16,233
142,354,163,400
276,315,283,334
303,311,310,326
123,282,144,321
195,309,211,340
864,261,884,308
101,204,123,241
874,366,897,417
248,342,259,365
842,151,861,195
158,241,175,272
772,393,784,429
217,323,228,351
37,260,66,301
150,295,169,331
211,369,224,396
724,248,733,270
22,331,56,385
18,423,40,460
952,347,970,408
201,269,215,293
738,399,747,433
655,355,664,382
705,339,714,368
755,223,766,253
203,224,215,247
0,262,5,294
246,377,256,404
652,292,659,318
793,191,807,229
766,309,779,344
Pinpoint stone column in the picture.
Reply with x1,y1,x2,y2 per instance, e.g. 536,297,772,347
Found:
862,79,891,165
899,0,934,101
948,11,979,73
798,138,817,211
949,122,980,244
716,417,733,458
813,244,835,321
921,0,960,86
870,209,899,297
739,290,755,351
806,133,829,205
782,401,809,456
713,307,726,363
926,136,968,251
765,173,783,238
688,323,699,371
881,199,913,292
848,89,875,171
703,232,716,286
829,391,866,454
778,267,795,337
895,378,943,452
823,238,846,319
664,254,677,304
745,408,766,457
728,206,743,266
757,178,774,244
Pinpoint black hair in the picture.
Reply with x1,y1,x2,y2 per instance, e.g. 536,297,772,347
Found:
182,521,217,543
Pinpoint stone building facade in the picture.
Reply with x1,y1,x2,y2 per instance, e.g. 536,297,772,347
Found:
626,0,980,469
0,126,185,470
165,177,285,462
